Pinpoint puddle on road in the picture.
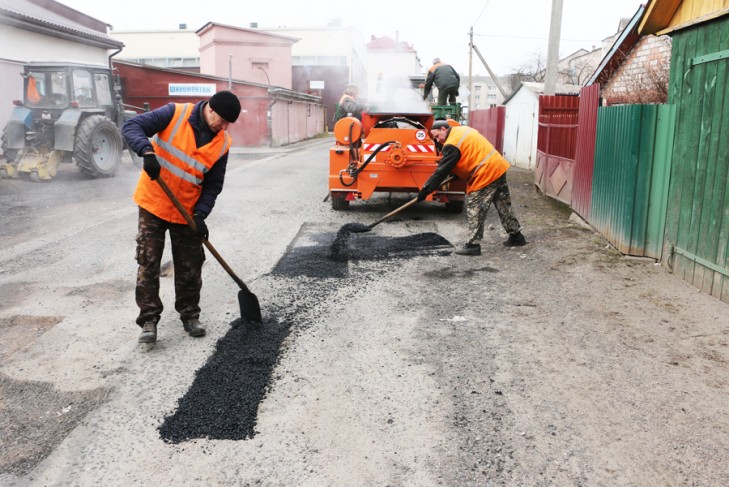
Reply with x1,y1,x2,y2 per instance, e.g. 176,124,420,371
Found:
159,224,452,443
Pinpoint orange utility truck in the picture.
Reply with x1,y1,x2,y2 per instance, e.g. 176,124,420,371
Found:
328,111,465,212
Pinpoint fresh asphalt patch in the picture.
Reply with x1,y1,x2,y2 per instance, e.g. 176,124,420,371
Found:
159,222,452,443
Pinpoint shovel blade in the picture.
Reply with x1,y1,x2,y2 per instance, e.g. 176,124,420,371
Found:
238,288,262,326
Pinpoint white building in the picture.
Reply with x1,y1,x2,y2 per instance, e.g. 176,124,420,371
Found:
0,0,122,143
502,82,580,169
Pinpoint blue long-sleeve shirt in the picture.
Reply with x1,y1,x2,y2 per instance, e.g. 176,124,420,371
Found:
122,101,228,218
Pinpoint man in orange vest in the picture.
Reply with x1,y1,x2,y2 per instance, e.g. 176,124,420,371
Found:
123,90,241,344
334,83,363,123
418,120,527,256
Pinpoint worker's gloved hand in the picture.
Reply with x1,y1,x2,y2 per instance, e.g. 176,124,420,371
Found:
143,153,161,180
417,187,432,202
193,213,208,240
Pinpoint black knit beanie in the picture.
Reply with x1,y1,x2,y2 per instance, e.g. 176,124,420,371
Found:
208,90,241,123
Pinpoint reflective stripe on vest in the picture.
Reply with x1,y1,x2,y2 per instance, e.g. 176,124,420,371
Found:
133,103,231,224
469,149,496,182
151,105,231,185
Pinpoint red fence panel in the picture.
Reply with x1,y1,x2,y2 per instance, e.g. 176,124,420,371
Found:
535,95,580,204
572,84,600,220
469,106,505,154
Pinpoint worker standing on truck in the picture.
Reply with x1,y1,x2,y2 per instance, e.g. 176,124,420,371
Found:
422,58,460,106
418,120,527,256
122,90,242,344
333,84,363,123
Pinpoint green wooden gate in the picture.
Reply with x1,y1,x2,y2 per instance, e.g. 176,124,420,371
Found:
665,17,729,303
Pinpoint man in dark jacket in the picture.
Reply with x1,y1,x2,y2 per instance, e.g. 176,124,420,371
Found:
423,58,460,106
334,83,364,123
123,90,241,344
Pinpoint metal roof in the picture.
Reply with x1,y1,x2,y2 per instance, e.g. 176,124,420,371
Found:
0,0,123,49
586,5,645,87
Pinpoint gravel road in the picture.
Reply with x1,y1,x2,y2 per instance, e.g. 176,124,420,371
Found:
1,137,727,486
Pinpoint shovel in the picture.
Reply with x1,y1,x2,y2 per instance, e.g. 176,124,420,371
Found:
347,175,457,234
155,177,262,326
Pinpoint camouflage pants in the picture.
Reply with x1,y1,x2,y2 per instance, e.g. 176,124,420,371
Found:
135,207,206,327
466,173,522,245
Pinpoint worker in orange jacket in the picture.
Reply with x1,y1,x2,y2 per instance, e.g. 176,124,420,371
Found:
123,91,241,344
418,120,527,255
334,83,363,122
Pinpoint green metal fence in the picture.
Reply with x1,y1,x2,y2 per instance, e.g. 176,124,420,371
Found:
591,104,675,259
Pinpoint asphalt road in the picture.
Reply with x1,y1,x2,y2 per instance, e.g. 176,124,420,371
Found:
1,137,727,486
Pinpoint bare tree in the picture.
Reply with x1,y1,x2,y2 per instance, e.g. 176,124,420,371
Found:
559,58,595,86
505,52,547,94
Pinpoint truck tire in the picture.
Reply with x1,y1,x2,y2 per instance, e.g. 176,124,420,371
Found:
1,128,19,163
331,193,350,211
74,115,123,178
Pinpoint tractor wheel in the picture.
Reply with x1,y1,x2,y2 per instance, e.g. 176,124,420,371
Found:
74,115,123,178
445,200,465,214
331,194,350,211
1,128,19,163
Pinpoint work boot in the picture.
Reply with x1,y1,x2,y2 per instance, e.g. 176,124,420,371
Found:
183,319,206,338
454,243,481,256
138,322,157,344
503,231,527,247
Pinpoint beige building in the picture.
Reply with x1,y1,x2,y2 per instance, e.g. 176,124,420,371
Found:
365,34,424,112
467,75,509,109
557,17,631,86
108,27,199,70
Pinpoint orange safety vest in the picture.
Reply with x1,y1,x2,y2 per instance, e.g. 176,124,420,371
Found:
133,103,231,223
339,93,356,105
27,76,41,104
445,125,510,193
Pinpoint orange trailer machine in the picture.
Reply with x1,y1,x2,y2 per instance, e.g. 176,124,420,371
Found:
328,111,466,212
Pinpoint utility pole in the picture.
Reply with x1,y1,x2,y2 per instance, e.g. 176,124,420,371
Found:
468,26,474,120
544,0,563,95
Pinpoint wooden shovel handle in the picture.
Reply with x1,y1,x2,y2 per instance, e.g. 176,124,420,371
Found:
367,175,457,230
155,177,251,293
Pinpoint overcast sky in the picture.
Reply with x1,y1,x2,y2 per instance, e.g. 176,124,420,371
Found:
58,0,644,76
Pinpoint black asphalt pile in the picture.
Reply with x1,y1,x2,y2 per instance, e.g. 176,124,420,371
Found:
343,232,452,261
159,226,452,443
329,223,370,262
330,224,453,269
158,318,290,443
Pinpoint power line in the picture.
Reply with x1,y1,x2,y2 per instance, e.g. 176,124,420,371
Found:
474,32,607,42
473,0,492,27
